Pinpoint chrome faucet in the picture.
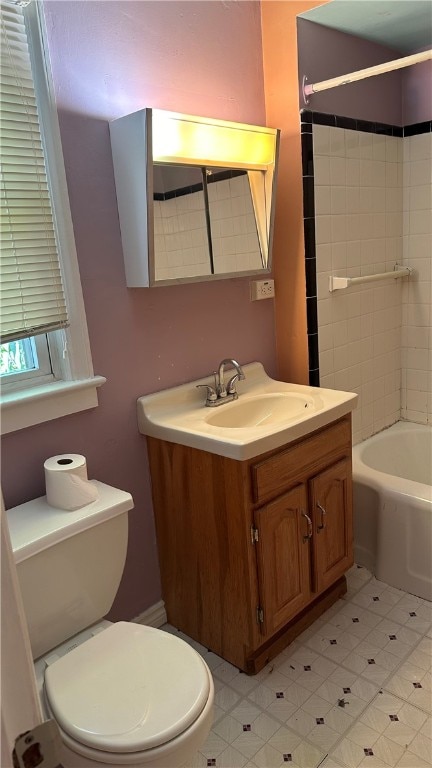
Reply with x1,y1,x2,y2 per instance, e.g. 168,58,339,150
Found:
197,358,246,407
217,358,245,398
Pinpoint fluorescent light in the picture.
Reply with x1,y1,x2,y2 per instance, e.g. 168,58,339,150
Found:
152,109,277,169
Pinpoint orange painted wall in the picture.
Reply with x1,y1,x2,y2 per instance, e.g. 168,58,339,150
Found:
261,1,329,384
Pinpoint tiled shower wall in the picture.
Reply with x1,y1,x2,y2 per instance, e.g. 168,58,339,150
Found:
307,118,432,444
401,131,432,425
313,124,404,445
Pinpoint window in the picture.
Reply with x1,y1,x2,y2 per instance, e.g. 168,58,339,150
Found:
0,0,105,434
1,336,52,388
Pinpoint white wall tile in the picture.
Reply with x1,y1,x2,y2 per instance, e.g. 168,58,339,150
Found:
330,157,347,186
313,125,331,155
316,215,333,244
402,133,432,425
314,155,331,185
314,126,432,435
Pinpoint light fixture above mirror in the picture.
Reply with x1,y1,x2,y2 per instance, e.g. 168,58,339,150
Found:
110,109,280,287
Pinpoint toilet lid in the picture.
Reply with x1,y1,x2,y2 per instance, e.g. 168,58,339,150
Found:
44,622,211,754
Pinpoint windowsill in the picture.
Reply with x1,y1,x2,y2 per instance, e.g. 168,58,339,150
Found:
1,376,106,435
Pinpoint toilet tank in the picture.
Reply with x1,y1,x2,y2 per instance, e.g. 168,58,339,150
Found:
6,481,133,660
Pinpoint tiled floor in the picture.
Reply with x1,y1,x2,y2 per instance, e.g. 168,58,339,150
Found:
164,566,432,768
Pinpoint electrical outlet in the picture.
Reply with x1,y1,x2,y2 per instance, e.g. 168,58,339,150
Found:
250,279,275,301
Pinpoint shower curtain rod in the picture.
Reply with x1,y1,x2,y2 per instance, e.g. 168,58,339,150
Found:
303,49,432,103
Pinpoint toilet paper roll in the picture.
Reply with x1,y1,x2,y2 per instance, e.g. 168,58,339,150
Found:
44,454,99,511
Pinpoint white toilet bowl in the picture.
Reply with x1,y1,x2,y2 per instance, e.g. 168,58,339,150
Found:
7,485,214,767
37,622,214,767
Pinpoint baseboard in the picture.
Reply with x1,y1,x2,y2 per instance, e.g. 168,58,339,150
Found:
133,600,167,628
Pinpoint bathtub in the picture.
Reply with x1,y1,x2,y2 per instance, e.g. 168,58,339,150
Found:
352,421,432,601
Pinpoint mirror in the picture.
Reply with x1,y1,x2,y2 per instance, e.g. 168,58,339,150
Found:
153,165,210,282
152,165,265,282
110,109,280,287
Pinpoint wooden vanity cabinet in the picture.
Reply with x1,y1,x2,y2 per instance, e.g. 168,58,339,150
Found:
146,414,353,674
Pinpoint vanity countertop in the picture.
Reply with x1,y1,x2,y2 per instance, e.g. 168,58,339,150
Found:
137,362,358,460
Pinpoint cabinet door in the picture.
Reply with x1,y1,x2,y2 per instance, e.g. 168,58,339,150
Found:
310,458,353,594
254,484,311,637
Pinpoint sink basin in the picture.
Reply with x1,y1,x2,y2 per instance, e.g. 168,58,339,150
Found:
205,393,314,429
137,362,358,460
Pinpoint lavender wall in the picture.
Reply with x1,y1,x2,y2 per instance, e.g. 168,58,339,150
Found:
402,58,432,125
1,1,276,620
297,19,404,125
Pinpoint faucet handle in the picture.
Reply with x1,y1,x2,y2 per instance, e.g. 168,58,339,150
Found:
226,371,245,395
196,384,217,403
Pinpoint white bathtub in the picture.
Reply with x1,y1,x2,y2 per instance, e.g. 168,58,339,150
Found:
352,421,432,601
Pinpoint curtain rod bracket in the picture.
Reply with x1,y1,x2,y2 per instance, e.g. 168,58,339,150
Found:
302,75,311,105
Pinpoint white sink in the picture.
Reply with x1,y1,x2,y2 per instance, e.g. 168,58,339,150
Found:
137,362,358,460
205,393,314,429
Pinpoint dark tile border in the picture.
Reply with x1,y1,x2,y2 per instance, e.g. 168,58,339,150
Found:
404,120,432,137
300,110,431,386
301,125,318,386
300,110,431,138
301,131,314,176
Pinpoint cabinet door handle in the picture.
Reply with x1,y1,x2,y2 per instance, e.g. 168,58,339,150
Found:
316,501,327,531
301,510,313,541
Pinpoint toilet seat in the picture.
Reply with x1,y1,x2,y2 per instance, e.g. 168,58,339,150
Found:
44,622,211,755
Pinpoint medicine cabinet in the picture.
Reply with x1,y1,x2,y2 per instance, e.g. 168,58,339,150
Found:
110,109,280,287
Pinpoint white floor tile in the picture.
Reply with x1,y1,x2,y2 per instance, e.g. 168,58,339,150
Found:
291,740,325,768
216,745,249,767
359,704,391,734
228,671,262,696
407,687,432,713
409,733,432,765
295,669,327,693
420,716,432,737
214,660,243,684
307,722,340,750
323,644,353,664
283,682,313,708
252,711,282,741
248,682,284,710
320,755,347,768
345,721,380,748
201,730,229,758
285,708,316,737
358,757,388,768
331,737,366,768
275,658,304,682
252,743,290,767
230,731,266,760
213,714,244,743
267,725,302,753
214,684,242,712
258,670,298,693
396,751,431,767
373,692,408,715
265,697,299,723
229,700,262,726
302,693,334,718
184,750,208,767
176,565,432,768
351,593,394,616
325,704,356,734
289,647,320,666
383,718,418,747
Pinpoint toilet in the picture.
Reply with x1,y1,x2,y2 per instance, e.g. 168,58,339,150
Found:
7,481,214,768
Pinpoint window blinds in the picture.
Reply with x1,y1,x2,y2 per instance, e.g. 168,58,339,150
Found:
0,0,68,343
